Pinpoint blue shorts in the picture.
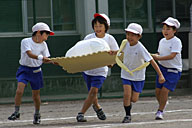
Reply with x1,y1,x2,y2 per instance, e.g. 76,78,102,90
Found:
82,72,106,91
156,64,181,91
122,78,145,93
16,65,43,90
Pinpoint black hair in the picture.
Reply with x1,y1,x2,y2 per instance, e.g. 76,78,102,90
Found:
162,24,178,35
32,31,50,36
92,16,109,32
32,31,37,36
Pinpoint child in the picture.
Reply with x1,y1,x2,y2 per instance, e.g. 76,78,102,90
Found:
151,17,182,120
8,22,55,124
120,23,165,123
76,13,119,122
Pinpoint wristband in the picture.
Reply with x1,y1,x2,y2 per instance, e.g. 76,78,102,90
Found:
37,55,43,60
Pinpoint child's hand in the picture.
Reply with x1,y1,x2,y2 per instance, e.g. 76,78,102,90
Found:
108,64,114,68
108,50,118,55
158,74,165,84
52,62,59,65
43,57,51,63
151,54,159,60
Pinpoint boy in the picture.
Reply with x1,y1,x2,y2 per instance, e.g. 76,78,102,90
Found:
8,22,55,124
151,17,182,120
76,13,119,122
120,23,165,123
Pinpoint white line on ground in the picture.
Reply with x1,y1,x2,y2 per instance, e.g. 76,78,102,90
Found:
1,109,192,125
69,119,192,128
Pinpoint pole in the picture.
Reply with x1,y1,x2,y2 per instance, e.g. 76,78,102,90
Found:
33,0,36,24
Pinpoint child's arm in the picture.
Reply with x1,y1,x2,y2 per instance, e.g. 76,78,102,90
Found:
151,52,177,61
107,50,118,68
26,50,51,62
150,59,165,84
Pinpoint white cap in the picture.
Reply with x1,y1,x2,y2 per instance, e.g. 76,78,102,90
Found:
125,23,143,35
94,13,110,26
32,22,54,35
162,17,180,29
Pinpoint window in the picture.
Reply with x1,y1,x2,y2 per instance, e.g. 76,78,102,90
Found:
27,0,76,33
156,0,191,31
108,0,124,29
125,0,149,28
0,0,23,32
53,0,76,31
27,0,52,32
175,0,191,30
109,0,191,33
109,0,150,31
0,0,76,34
155,0,173,29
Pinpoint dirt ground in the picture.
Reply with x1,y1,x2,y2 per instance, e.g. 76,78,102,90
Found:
0,95,192,128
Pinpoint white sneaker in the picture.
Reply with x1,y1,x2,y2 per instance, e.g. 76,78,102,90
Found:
155,111,164,120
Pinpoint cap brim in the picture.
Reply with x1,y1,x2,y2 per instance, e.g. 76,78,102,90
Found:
50,31,54,35
125,28,140,35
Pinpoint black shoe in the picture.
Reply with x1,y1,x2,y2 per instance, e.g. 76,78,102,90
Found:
93,105,106,120
76,113,87,122
8,112,20,120
33,114,41,124
122,115,131,123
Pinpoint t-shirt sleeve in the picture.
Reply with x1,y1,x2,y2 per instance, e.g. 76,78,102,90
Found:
84,34,93,40
171,39,182,53
108,35,119,50
21,39,31,53
141,45,153,62
42,43,50,57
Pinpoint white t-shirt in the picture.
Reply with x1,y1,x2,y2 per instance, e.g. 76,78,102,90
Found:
121,41,152,81
19,37,50,67
83,33,119,77
157,36,182,71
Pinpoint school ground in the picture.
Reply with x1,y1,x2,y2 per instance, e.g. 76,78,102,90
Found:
0,89,192,128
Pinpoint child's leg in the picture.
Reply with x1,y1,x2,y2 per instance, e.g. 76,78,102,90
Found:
80,87,98,114
15,82,26,109
155,87,169,120
32,89,41,114
92,95,101,109
8,82,25,120
123,84,132,106
131,91,140,103
92,92,106,120
158,87,169,111
32,89,41,124
123,85,132,114
155,88,161,104
122,84,132,123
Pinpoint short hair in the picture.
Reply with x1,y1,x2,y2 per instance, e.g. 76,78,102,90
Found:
92,16,109,32
32,31,50,36
163,24,177,30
